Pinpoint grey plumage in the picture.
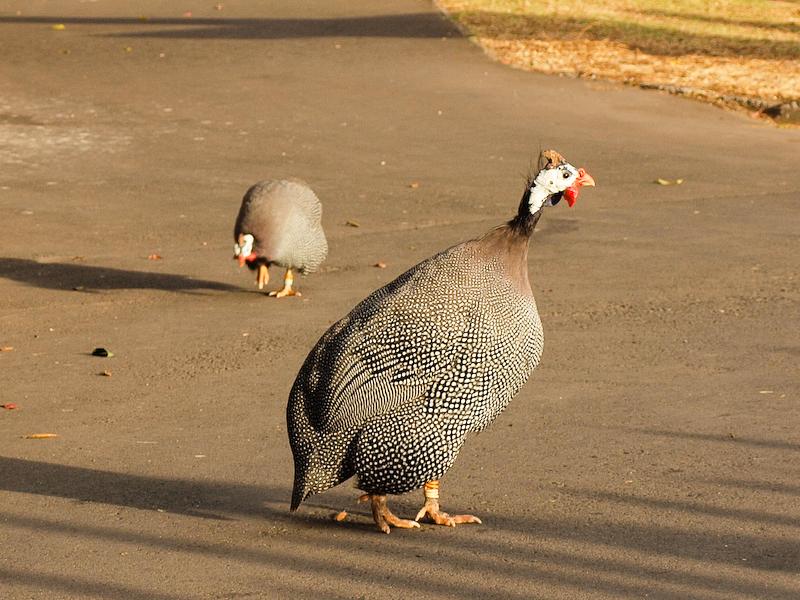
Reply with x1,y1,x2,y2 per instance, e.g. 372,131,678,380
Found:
287,206,543,510
286,152,594,532
234,179,327,274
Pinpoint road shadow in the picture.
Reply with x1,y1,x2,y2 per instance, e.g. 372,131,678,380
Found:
2,456,799,599
0,13,460,39
0,455,287,520
0,257,238,293
619,426,800,452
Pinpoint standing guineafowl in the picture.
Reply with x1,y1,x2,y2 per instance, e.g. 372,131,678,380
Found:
233,179,328,297
287,151,594,532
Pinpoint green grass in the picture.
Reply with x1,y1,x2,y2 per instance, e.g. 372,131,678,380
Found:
439,0,800,111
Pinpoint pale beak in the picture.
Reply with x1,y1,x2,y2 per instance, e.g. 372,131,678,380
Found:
575,168,595,187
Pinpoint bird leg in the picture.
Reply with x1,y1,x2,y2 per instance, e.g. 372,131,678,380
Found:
268,268,301,298
360,494,420,534
414,480,482,527
256,264,269,290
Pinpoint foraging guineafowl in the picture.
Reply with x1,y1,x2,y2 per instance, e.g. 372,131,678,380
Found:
233,179,328,297
287,151,594,532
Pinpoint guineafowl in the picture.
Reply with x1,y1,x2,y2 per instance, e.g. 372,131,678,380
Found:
287,151,594,532
233,179,328,297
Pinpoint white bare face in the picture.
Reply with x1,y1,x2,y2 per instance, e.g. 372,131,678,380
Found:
529,163,579,213
234,233,255,258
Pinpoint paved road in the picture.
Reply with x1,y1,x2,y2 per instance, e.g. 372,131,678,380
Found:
1,1,799,598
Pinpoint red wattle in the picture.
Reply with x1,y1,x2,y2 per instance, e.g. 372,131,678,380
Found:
563,186,578,207
237,252,258,267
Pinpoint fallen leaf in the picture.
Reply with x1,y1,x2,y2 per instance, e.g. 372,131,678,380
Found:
51,23,66,30
345,220,361,228
374,262,387,269
334,511,348,522
1,346,13,352
147,254,162,260
124,46,133,53
1,403,18,410
214,3,224,10
655,178,671,185
25,433,59,439
409,181,420,189
675,178,685,184
100,370,112,377
91,347,114,358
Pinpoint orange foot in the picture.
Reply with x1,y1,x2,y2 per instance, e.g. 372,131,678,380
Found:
414,481,482,527
256,264,269,290
361,494,420,534
415,497,482,527
268,287,301,298
267,268,301,298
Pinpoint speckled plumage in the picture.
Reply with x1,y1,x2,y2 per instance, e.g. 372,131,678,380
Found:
287,184,545,510
234,179,327,273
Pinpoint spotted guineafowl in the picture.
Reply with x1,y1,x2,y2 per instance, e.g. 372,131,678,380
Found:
287,151,594,532
233,179,328,297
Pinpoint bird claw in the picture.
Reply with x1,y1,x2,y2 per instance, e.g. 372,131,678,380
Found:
365,494,420,534
268,288,301,298
414,498,481,527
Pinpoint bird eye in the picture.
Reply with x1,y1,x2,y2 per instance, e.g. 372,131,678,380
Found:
562,170,571,179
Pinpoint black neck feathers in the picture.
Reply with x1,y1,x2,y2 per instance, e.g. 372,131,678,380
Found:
508,176,542,238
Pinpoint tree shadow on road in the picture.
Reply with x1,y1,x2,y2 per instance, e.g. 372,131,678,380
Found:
0,13,460,39
0,257,238,293
1,455,799,599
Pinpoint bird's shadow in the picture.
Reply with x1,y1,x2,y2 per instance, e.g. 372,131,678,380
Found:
0,455,347,525
0,257,238,294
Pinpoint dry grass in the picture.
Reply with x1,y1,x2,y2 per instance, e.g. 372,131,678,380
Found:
438,0,800,116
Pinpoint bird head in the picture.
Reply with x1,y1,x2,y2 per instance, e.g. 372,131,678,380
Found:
529,149,595,212
233,233,257,267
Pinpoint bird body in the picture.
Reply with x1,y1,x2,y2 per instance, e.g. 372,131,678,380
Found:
233,179,327,295
286,150,594,531
288,229,543,507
